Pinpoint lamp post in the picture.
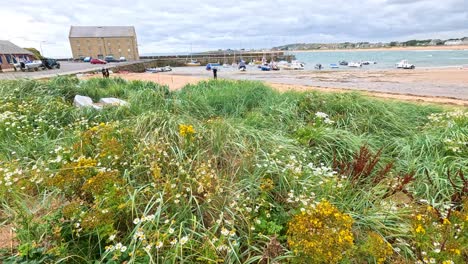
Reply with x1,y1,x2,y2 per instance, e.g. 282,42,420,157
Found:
39,41,47,57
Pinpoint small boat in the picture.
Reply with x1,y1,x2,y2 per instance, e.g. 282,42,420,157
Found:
348,62,362,68
283,60,305,70
261,65,271,71
396,60,415,69
146,66,172,73
361,61,377,65
329,63,339,69
339,61,348,66
269,61,279,71
206,63,221,71
185,60,201,66
315,64,323,70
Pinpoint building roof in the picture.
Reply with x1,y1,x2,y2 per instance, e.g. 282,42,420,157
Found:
0,40,33,55
69,26,136,38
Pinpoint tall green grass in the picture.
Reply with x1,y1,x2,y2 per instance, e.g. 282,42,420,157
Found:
0,77,466,263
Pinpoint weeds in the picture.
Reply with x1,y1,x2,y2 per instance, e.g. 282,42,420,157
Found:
0,77,466,263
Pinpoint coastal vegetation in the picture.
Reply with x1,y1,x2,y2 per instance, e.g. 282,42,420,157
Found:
275,37,468,50
0,77,466,263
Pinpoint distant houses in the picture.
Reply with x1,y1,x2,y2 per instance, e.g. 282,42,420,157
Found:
0,40,35,72
274,37,468,51
69,26,139,60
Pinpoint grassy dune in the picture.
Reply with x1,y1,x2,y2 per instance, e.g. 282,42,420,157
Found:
0,77,466,263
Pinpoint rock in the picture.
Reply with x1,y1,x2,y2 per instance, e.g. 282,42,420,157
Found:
73,95,94,108
99,98,129,106
73,95,102,110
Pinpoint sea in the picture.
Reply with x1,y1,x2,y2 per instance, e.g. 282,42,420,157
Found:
288,49,468,70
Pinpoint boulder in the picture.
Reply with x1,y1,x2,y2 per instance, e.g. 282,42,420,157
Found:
99,98,129,106
73,95,102,110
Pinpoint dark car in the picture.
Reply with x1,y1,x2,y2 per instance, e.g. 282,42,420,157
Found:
90,59,107,64
104,56,119,63
41,58,61,69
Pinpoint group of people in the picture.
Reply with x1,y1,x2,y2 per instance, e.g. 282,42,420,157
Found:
101,68,110,78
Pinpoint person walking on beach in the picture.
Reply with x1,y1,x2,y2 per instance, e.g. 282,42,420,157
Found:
212,67,218,80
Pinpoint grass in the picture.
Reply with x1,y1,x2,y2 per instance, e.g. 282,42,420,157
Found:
0,76,466,263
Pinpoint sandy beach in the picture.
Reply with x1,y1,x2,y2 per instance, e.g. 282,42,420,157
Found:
79,66,468,106
293,45,468,53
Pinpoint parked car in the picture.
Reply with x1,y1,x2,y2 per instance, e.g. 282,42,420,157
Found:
83,57,92,62
90,59,107,64
14,60,44,72
104,56,119,63
41,58,60,69
119,57,127,62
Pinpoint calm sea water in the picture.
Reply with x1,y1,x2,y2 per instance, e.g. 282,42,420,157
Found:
289,50,468,70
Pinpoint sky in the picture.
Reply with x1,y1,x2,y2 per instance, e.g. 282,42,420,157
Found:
1,0,467,57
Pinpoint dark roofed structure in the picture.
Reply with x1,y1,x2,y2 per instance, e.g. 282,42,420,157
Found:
0,40,33,55
69,26,136,38
0,40,35,71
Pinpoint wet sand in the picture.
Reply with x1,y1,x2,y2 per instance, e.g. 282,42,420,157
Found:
103,66,468,106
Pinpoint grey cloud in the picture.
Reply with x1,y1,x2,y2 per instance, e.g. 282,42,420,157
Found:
1,0,467,57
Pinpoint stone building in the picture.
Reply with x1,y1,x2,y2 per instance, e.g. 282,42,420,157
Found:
69,26,139,60
0,40,35,71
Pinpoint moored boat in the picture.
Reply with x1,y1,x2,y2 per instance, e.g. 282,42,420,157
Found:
396,60,415,69
185,60,201,66
348,62,362,68
283,60,305,70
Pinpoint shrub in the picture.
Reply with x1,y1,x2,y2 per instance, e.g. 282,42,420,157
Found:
287,200,354,263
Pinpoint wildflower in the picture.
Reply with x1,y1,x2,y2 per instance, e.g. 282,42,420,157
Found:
221,228,229,236
133,218,141,225
155,241,163,249
443,218,451,225
115,243,123,250
315,112,329,118
442,261,454,264
109,234,116,241
120,246,127,252
168,227,175,234
415,225,425,234
180,236,189,245
170,238,178,246
429,258,436,264
179,124,195,137
287,200,353,263
144,244,152,251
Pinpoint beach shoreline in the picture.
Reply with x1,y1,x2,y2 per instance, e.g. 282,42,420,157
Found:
90,66,468,107
290,45,468,53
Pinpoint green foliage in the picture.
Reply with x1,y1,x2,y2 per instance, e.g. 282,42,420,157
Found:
24,48,43,60
0,77,466,263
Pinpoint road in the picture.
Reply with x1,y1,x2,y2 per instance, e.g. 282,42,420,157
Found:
0,61,139,80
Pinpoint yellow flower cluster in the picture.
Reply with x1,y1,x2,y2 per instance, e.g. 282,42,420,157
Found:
360,232,393,264
179,124,196,137
260,178,274,192
287,200,354,263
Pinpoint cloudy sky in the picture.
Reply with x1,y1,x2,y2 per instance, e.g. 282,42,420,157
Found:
1,0,467,57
